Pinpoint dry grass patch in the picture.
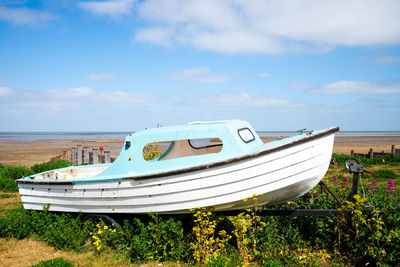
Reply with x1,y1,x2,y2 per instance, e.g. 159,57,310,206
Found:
0,192,21,216
0,238,136,267
0,237,186,267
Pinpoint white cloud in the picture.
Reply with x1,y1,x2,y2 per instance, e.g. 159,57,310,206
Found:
17,99,77,112
47,87,95,98
44,87,151,104
135,27,174,47
0,87,152,111
290,81,316,90
169,67,231,83
0,86,14,96
87,72,116,81
96,91,150,103
258,72,271,78
0,5,54,26
373,56,400,65
194,92,291,107
79,0,135,18
134,0,400,54
314,81,400,95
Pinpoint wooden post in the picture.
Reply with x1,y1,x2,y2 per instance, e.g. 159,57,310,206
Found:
92,148,99,164
369,148,374,159
351,150,354,157
71,147,76,164
83,147,89,164
77,145,83,165
392,145,396,154
104,151,111,163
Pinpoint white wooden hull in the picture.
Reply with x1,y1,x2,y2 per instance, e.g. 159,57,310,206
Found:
18,134,335,214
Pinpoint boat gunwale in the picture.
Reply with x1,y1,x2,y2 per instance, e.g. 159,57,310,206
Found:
17,126,339,186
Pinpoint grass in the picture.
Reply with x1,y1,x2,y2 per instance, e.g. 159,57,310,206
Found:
0,195,187,266
0,237,189,267
0,194,13,199
0,237,137,267
0,192,21,216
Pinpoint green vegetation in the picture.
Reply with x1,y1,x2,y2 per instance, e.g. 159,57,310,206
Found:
0,206,93,250
0,165,33,192
30,160,72,174
0,154,399,265
0,193,13,199
30,258,74,267
374,169,399,180
332,152,400,166
0,160,72,192
90,214,190,263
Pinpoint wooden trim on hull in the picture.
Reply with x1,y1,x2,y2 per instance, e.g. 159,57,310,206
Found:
17,127,339,185
18,180,74,185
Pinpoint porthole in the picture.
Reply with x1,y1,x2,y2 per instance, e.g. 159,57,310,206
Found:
238,128,255,143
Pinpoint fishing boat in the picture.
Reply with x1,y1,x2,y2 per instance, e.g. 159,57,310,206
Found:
17,120,339,214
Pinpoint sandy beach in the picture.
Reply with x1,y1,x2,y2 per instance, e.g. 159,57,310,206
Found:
0,135,400,167
0,139,125,167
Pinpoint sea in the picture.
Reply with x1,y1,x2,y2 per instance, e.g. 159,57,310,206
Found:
0,131,400,141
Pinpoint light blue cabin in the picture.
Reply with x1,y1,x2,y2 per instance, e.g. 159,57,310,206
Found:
92,120,264,180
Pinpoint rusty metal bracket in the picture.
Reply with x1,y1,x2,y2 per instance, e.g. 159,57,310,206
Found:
319,180,342,206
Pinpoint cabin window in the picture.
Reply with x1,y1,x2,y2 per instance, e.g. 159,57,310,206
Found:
188,138,222,149
125,141,131,150
143,138,223,161
238,128,255,143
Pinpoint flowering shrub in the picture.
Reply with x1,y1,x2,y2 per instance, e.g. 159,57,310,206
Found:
367,180,378,193
386,179,396,198
366,179,399,212
89,221,116,252
190,207,231,263
228,194,267,264
331,175,351,199
335,195,385,263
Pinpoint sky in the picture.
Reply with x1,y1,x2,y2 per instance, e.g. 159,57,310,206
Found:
0,0,400,132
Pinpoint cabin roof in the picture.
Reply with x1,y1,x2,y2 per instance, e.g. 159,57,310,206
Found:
130,120,246,137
